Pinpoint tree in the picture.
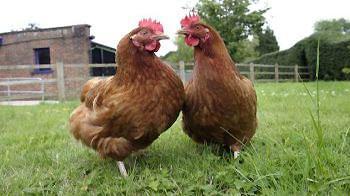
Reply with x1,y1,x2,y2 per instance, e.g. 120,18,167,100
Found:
313,18,350,42
235,36,260,62
196,0,267,62
314,18,350,34
256,26,279,55
163,36,193,63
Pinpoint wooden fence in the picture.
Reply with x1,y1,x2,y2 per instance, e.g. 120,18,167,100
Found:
176,62,310,83
0,62,310,101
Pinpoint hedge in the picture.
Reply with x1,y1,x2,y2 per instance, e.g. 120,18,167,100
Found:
251,34,350,80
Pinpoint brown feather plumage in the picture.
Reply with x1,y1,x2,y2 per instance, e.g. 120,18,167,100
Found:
69,27,185,161
182,22,257,151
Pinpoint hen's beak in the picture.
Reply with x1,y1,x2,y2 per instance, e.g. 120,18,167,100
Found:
177,29,189,35
153,34,169,41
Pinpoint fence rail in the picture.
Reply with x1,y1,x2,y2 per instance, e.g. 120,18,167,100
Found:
0,62,310,101
0,78,46,101
176,61,309,83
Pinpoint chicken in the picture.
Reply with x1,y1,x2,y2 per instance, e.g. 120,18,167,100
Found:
69,19,185,176
177,14,257,158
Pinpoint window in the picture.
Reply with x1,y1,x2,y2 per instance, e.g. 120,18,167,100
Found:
32,48,53,74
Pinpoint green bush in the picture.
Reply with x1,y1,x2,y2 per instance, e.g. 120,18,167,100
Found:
342,67,350,80
252,34,350,80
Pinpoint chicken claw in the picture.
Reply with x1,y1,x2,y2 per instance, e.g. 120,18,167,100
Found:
117,161,128,177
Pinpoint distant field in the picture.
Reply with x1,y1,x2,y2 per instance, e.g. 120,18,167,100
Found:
0,82,349,194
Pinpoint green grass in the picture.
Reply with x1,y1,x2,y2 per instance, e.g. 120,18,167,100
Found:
1,82,350,195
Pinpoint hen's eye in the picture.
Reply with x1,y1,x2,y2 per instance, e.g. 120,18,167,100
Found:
141,31,148,35
195,26,201,30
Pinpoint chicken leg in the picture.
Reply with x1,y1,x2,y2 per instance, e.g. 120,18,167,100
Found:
117,161,128,177
230,143,241,159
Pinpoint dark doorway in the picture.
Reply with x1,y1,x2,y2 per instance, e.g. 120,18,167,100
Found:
90,42,116,76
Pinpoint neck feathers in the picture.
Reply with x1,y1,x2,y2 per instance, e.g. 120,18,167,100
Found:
194,24,239,75
115,29,162,83
195,25,231,60
116,29,157,72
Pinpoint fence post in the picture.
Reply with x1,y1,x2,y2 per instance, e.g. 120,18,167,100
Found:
179,61,186,83
7,78,10,102
294,64,299,82
41,79,45,101
85,64,91,84
274,63,279,82
249,63,255,82
56,63,66,102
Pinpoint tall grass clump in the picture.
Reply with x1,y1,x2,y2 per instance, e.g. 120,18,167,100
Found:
298,40,324,193
300,40,324,148
298,40,350,193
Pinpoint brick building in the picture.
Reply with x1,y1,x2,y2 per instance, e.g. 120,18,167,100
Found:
0,24,117,100
0,24,116,75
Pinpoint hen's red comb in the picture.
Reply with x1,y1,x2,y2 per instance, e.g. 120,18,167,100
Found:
138,18,164,34
180,13,200,28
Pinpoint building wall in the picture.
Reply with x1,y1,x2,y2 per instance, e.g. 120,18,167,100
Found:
0,25,92,99
0,25,91,65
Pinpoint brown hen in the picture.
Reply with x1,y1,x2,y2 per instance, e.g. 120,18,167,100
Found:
178,14,257,158
69,19,185,176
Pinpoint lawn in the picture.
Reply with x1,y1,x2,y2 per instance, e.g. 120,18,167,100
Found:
0,82,349,195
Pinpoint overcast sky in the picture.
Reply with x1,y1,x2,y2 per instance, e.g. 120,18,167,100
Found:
1,0,349,56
